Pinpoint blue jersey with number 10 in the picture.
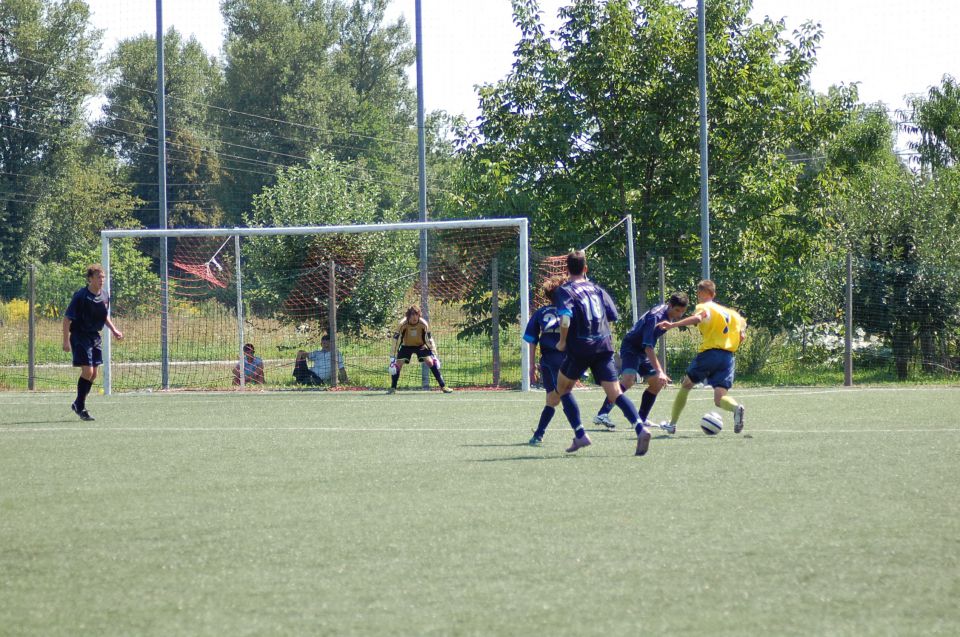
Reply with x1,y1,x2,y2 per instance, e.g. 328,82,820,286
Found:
554,279,619,357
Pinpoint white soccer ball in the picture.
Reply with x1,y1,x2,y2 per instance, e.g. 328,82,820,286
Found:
700,411,723,435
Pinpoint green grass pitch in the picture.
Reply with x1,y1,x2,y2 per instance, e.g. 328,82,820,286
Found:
2,386,959,635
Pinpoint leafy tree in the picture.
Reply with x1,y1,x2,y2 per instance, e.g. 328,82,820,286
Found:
0,0,101,289
217,0,417,223
459,0,855,322
834,158,960,378
242,151,415,332
31,149,143,263
904,75,960,171
98,28,225,229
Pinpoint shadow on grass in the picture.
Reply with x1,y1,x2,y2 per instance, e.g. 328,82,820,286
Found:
461,442,533,448
471,454,584,462
3,419,77,426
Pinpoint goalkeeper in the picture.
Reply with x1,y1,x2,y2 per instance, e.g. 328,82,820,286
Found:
387,305,453,394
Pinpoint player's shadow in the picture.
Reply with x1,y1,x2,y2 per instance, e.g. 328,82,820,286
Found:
471,454,582,463
3,419,77,426
472,451,633,462
461,442,532,448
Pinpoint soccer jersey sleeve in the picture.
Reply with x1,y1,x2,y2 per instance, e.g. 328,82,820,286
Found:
600,287,619,323
637,313,659,350
553,286,574,317
523,310,542,345
64,289,83,321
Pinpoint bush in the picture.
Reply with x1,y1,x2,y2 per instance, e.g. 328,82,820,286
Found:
737,326,777,376
0,298,31,323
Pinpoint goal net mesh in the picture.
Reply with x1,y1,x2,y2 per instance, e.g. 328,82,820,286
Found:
106,225,522,391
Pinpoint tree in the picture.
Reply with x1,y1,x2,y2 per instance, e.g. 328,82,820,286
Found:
242,151,415,332
217,0,417,224
904,75,960,171
0,0,101,289
459,0,855,317
98,28,225,230
834,155,960,378
31,149,143,263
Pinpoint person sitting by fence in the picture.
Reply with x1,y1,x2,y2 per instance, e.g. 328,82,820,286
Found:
293,334,348,385
233,343,265,386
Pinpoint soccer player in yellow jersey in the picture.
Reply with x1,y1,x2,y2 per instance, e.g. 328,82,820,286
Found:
388,305,453,394
656,279,746,434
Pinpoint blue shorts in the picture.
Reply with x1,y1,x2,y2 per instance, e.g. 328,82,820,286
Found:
685,349,735,389
561,351,619,384
620,347,657,379
538,359,561,393
71,333,103,368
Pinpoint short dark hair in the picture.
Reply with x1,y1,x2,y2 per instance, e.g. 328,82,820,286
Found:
243,343,255,354
321,334,330,342
566,250,587,276
86,264,104,279
405,305,421,319
668,292,689,308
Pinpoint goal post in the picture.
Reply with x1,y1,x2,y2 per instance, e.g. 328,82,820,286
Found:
101,218,531,395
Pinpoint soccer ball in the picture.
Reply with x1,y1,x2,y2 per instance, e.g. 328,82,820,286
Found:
700,412,723,435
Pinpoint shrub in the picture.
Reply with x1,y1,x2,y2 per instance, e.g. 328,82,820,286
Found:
737,326,776,376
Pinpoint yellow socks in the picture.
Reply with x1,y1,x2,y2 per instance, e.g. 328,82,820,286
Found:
670,386,690,424
718,395,739,413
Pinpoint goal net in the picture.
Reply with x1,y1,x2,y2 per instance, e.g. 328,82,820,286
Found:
100,219,530,393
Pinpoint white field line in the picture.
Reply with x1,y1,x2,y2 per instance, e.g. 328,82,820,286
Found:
1,385,958,409
1,426,958,434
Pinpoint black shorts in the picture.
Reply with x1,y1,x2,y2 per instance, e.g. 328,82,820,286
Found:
71,333,103,367
397,345,433,363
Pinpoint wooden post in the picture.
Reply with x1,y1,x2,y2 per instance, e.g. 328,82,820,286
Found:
328,260,338,389
491,258,500,386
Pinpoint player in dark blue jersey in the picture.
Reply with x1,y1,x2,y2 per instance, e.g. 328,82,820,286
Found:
62,264,123,421
592,293,689,430
523,276,580,445
545,250,653,456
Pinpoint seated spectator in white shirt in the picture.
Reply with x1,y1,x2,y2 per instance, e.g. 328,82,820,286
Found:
295,334,348,385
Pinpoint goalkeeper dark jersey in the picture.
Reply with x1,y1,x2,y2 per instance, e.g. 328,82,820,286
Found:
395,318,431,348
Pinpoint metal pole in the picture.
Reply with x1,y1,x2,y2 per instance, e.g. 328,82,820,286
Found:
28,264,35,390
415,0,429,389
625,214,639,323
844,252,853,386
491,258,500,386
328,260,338,389
235,235,244,389
697,0,711,280
101,236,111,395
156,0,170,389
519,219,530,391
658,256,667,374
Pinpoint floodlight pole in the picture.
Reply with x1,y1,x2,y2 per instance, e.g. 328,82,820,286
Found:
156,0,170,388
697,0,711,280
415,0,430,389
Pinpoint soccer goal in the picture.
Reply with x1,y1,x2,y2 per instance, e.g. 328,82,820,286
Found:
532,215,640,324
100,218,531,394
